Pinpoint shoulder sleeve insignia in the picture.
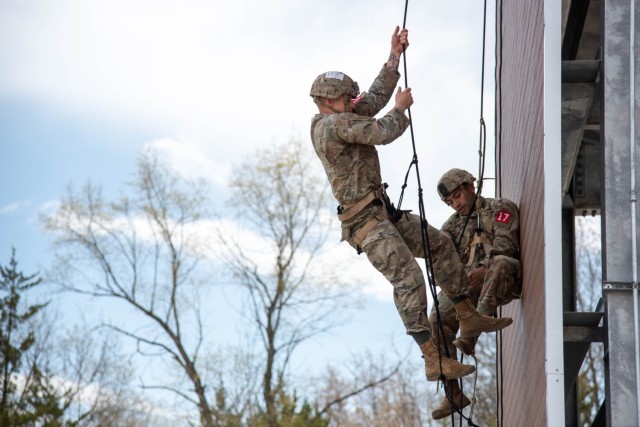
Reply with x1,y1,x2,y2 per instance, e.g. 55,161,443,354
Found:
495,210,512,224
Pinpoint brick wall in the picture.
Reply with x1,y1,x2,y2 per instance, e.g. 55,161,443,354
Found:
496,0,547,425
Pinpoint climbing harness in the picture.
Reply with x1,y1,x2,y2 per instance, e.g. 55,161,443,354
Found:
337,186,385,248
337,183,406,249
466,223,493,268
337,188,382,222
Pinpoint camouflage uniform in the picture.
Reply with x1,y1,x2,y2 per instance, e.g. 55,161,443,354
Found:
311,66,471,335
429,195,522,354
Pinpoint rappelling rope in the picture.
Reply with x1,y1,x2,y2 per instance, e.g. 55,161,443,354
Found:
397,0,451,370
496,0,506,424
468,355,480,421
396,0,445,352
497,308,505,426
456,0,491,425
411,0,493,423
396,1,480,426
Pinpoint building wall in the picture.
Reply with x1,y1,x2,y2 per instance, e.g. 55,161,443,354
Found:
496,0,547,425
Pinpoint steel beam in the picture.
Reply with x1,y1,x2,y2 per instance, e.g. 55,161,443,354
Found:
602,0,640,425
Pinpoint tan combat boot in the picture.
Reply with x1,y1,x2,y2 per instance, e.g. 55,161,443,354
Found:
432,380,471,420
452,336,478,356
454,298,512,338
420,339,475,381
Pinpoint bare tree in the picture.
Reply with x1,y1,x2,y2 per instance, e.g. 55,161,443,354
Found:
219,137,358,426
202,343,262,426
466,333,499,427
0,249,157,426
41,149,216,426
311,353,430,427
52,324,169,426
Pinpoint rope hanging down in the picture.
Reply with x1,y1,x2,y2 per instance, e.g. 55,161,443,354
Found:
396,0,448,359
395,0,505,425
450,0,510,426
495,1,506,424
395,1,481,425
455,1,490,425
451,0,502,425
463,1,509,427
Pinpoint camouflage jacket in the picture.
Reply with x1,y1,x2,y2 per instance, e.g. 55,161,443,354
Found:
441,196,520,271
310,66,410,238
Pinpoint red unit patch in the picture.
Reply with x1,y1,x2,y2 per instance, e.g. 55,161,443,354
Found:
496,210,512,224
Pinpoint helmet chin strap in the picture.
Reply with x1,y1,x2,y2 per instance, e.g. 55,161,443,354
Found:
319,97,353,114
321,101,342,114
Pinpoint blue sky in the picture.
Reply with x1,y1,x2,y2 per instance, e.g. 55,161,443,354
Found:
0,0,498,406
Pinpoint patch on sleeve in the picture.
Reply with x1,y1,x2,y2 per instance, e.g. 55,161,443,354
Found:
495,210,512,224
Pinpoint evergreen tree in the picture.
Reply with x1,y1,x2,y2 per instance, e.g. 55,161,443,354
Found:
0,248,60,426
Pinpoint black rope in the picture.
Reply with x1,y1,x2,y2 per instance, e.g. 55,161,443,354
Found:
395,1,457,394
495,1,505,425
398,2,480,425
397,8,439,308
397,0,448,361
445,0,492,424
398,1,505,424
476,0,489,200
492,311,506,427
492,309,506,427
496,330,500,427
496,0,504,199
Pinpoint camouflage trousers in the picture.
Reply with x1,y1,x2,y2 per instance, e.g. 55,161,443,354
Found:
428,255,522,355
347,212,470,335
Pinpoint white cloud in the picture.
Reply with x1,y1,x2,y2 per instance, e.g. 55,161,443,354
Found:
3,0,497,303
312,234,394,302
45,196,397,302
0,0,497,174
144,137,232,187
38,199,60,214
195,215,394,302
11,372,191,424
132,133,431,303
0,199,31,214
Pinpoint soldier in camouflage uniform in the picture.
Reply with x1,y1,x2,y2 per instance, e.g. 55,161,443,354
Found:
309,27,513,384
429,168,522,420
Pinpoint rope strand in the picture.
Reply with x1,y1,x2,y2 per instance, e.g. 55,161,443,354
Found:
399,0,501,424
399,1,478,424
398,0,452,383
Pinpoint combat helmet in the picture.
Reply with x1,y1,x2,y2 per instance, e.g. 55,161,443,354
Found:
310,71,359,101
437,168,476,200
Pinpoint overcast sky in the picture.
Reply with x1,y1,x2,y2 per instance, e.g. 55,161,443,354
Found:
0,0,498,400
